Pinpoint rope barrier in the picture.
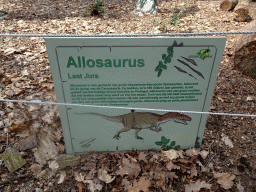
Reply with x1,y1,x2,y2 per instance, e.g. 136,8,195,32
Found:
0,30,256,37
1,30,256,118
0,99,255,118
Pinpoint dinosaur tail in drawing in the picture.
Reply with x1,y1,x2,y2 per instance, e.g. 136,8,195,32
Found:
74,112,124,123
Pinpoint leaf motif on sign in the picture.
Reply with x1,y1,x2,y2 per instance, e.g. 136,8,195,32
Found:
197,49,210,60
155,41,184,77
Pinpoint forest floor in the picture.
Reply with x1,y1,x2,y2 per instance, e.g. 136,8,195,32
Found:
0,0,256,191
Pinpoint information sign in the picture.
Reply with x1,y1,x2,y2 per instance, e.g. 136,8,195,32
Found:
45,37,226,154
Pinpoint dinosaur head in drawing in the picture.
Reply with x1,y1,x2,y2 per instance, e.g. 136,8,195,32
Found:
158,112,192,125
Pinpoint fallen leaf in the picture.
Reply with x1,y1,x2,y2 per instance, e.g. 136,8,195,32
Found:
163,171,178,181
58,171,66,184
236,181,244,192
221,133,233,148
83,180,103,192
214,172,235,189
4,47,16,55
49,160,59,171
81,161,96,171
207,162,214,170
156,178,164,187
98,169,115,183
4,89,14,96
74,172,85,182
56,154,80,169
217,96,224,102
0,133,7,141
86,169,96,180
12,86,24,95
190,165,198,177
122,179,130,190
185,180,211,192
42,111,55,124
34,130,58,165
185,148,200,157
199,150,209,159
138,152,147,162
10,120,33,133
57,143,66,153
177,158,193,164
116,157,141,177
77,182,86,192
28,105,41,112
30,164,42,178
127,176,151,192
152,154,160,160
0,173,9,182
15,129,30,138
162,149,184,160
13,134,38,151
246,96,255,101
166,161,180,171
196,161,209,173
152,170,165,180
41,83,54,90
126,154,137,163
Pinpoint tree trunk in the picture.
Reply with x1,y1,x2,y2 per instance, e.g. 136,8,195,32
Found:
220,0,238,11
233,20,256,78
234,4,249,22
133,0,157,15
249,1,256,20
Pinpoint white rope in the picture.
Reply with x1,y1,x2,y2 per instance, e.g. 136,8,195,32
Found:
1,30,256,118
0,99,255,117
0,30,256,37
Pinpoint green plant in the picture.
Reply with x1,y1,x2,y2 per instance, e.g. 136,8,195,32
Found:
159,22,167,33
169,5,187,26
82,1,104,16
155,136,180,150
152,4,187,32
152,19,158,24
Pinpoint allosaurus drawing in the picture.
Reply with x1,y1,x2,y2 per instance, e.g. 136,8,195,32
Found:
75,110,192,140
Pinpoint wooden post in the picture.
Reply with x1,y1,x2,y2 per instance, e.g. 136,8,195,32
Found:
220,0,238,11
233,20,256,78
234,4,249,22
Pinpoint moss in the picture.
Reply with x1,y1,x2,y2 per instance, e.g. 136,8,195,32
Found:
1,149,26,173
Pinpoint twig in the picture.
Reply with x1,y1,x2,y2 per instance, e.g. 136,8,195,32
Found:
204,150,222,167
0,173,32,186
208,141,215,154
0,111,9,152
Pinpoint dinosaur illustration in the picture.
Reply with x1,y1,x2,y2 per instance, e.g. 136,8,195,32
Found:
75,110,192,140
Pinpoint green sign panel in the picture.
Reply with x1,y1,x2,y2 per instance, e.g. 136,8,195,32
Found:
45,37,226,155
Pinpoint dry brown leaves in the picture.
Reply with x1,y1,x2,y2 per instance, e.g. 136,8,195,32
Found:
71,147,211,191
57,171,67,184
98,169,115,183
30,163,42,178
185,180,211,192
214,172,236,189
127,176,151,192
116,156,141,177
